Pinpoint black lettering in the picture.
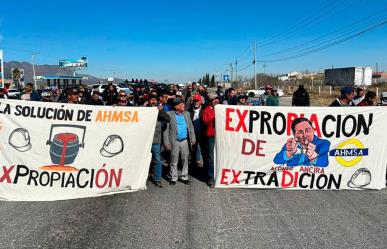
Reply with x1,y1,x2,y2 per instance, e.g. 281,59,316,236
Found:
13,165,29,183
273,113,286,135
254,172,266,185
316,174,328,189
249,111,259,133
357,114,373,136
77,169,89,188
342,115,356,137
328,174,341,189
244,171,255,184
27,170,39,186
260,111,272,134
322,115,336,138
299,173,311,188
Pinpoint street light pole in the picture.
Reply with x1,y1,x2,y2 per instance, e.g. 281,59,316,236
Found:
254,41,257,89
32,52,38,90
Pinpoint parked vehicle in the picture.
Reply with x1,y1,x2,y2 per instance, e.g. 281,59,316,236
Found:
7,89,21,99
381,92,387,106
247,87,284,98
92,84,131,95
324,67,373,87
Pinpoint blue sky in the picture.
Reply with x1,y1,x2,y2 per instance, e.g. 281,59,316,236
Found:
0,0,386,82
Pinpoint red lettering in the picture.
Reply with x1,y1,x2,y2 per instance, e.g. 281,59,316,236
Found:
108,168,123,187
256,140,266,157
281,170,294,188
225,108,235,131
287,113,299,136
293,172,299,187
235,109,248,132
241,139,255,155
231,170,241,184
0,166,15,183
309,114,322,137
220,168,231,185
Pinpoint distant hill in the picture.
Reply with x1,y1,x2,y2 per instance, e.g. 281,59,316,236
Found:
3,61,122,84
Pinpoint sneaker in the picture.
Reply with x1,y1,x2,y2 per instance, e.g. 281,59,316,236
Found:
180,179,190,185
169,181,176,186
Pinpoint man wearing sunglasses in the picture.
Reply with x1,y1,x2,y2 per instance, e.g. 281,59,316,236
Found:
116,90,132,106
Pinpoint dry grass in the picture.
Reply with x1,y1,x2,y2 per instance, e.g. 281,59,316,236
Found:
284,84,387,107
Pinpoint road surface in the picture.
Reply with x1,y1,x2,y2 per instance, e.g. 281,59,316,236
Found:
0,177,386,249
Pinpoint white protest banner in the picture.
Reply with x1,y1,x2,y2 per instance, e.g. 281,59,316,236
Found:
215,105,387,190
0,100,158,201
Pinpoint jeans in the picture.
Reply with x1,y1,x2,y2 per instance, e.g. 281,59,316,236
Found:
151,144,162,182
207,137,215,181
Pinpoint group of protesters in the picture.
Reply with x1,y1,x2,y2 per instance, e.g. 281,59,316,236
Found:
0,81,384,188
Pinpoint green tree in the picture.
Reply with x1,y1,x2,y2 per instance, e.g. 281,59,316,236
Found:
210,74,215,87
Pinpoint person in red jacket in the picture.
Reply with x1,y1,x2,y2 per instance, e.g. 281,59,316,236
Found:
201,93,220,187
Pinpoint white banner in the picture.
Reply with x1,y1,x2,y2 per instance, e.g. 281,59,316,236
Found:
0,100,158,201
215,105,387,190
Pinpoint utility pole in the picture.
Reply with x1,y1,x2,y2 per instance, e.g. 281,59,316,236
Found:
230,63,234,83
263,63,267,74
32,52,38,90
254,41,257,89
235,60,238,85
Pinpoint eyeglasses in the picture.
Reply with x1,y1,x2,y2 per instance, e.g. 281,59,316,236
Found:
119,95,127,97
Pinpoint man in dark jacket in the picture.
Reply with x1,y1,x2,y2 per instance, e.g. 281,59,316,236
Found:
292,85,310,106
103,83,118,105
148,94,170,187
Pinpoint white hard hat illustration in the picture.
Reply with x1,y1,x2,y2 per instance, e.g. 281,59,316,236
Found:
9,128,32,152
100,135,124,157
347,168,371,188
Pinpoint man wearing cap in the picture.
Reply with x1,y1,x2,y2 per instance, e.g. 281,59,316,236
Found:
352,86,366,106
41,91,53,102
163,97,196,185
266,89,279,106
61,88,79,104
237,95,248,105
189,94,204,167
201,93,220,187
330,86,354,107
259,84,272,106
20,83,41,101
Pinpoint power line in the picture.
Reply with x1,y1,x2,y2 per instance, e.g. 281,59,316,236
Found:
259,0,353,47
256,19,387,63
261,8,387,58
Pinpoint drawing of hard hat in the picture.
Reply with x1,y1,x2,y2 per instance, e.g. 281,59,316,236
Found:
9,128,32,152
100,135,124,157
347,168,371,188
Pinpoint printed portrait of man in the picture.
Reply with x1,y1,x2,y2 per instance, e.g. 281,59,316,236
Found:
273,117,330,167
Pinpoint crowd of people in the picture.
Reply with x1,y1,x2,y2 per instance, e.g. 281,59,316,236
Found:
0,81,384,188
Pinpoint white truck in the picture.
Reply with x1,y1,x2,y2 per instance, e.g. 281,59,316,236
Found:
324,67,373,87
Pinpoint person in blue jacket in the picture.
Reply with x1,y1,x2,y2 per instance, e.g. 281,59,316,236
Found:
273,117,330,167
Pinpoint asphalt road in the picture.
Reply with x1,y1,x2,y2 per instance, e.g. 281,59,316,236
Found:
0,176,386,249
0,97,386,249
